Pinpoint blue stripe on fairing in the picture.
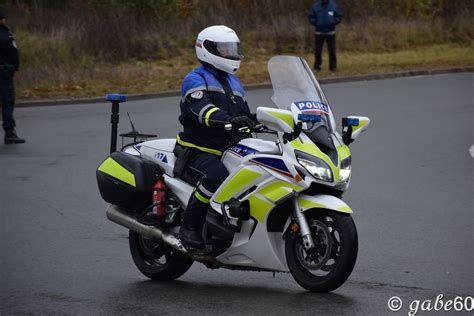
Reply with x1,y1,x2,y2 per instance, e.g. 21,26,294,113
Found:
250,157,290,173
228,144,258,157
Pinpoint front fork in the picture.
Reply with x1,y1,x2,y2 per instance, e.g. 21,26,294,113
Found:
292,197,315,250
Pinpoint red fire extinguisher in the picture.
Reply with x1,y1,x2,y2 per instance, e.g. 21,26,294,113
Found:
152,177,166,217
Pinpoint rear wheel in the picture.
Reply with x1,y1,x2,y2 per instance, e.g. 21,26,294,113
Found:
285,210,358,292
129,230,193,281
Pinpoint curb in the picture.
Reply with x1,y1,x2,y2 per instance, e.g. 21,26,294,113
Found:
17,67,474,108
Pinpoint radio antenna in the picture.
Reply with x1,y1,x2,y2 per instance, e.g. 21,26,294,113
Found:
126,112,137,133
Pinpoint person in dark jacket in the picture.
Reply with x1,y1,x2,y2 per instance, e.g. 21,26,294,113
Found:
0,12,24,144
177,25,256,248
308,0,342,72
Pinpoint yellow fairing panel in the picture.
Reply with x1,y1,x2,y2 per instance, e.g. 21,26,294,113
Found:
248,196,274,223
257,181,302,202
214,168,263,203
98,157,136,187
247,181,303,223
298,194,353,214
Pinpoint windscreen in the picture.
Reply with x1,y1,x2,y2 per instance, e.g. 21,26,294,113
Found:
268,56,336,132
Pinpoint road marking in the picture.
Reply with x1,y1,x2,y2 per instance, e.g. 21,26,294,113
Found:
470,145,474,158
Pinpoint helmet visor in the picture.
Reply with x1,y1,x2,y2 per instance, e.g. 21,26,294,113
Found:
204,40,242,61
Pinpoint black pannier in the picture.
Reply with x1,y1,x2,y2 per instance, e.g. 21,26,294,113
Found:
96,151,163,211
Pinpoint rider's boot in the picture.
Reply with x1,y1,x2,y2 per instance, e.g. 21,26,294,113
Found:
179,224,204,249
4,129,26,144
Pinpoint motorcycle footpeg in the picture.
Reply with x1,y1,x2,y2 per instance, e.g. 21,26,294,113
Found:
178,232,211,254
185,244,213,255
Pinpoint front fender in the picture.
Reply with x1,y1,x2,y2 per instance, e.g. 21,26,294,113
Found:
297,194,352,214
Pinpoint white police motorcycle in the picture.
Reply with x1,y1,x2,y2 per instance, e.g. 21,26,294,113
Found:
96,55,370,292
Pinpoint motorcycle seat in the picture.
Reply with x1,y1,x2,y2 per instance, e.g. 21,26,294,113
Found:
173,144,204,187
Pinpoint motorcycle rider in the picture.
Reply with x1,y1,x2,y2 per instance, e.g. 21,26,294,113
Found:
177,25,256,248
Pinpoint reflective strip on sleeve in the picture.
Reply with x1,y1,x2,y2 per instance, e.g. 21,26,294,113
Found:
204,107,220,127
198,104,215,125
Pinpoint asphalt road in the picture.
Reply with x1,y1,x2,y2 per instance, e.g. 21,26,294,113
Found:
1,73,473,315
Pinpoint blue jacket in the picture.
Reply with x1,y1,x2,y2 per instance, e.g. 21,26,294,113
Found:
178,65,252,155
308,1,342,34
0,25,19,70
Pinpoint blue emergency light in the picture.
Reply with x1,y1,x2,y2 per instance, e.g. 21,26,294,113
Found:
298,113,321,123
344,118,359,126
105,94,127,103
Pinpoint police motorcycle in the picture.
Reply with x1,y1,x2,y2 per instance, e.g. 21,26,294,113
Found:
96,55,370,292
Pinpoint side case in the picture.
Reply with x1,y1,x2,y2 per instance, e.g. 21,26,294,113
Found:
96,152,163,211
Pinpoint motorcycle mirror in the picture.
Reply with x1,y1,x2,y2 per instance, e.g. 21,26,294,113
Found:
341,116,370,145
283,121,302,143
342,117,359,127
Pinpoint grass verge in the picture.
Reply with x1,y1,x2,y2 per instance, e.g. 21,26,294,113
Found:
17,43,474,101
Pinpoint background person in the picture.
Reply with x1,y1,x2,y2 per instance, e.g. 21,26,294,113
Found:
308,0,342,72
0,12,24,144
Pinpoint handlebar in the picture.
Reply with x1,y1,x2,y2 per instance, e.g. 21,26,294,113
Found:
224,123,271,133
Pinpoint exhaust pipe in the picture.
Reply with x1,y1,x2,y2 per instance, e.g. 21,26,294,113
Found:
106,205,187,253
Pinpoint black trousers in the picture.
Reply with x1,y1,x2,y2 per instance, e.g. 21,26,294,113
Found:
182,151,229,228
0,69,16,132
314,34,337,71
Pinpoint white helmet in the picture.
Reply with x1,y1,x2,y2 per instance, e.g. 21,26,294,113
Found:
195,25,242,74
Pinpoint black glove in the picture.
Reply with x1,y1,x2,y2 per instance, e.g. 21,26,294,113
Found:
250,113,258,122
230,116,256,129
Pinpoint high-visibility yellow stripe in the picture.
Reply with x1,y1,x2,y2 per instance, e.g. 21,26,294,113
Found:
337,206,353,213
352,118,369,132
267,110,294,129
176,134,222,156
298,199,353,214
98,157,136,187
337,144,351,161
298,199,326,211
257,181,302,202
248,195,273,223
194,191,210,204
214,168,262,203
204,107,219,127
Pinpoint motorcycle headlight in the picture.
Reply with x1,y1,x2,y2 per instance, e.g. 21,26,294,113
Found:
340,156,351,182
297,157,333,182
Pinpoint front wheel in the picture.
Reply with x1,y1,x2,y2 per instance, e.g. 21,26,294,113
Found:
285,210,358,292
129,230,193,281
